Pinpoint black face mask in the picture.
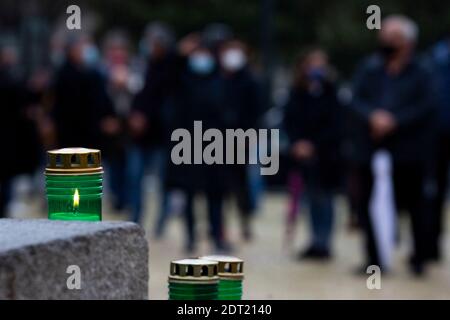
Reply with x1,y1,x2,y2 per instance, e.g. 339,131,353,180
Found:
379,44,398,58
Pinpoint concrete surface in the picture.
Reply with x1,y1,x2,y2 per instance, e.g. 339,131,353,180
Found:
143,194,450,299
4,184,450,299
0,219,148,299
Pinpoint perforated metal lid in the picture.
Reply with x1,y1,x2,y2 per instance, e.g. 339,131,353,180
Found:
168,259,219,284
200,255,244,280
46,148,103,175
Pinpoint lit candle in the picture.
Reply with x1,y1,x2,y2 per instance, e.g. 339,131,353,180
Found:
45,148,103,221
73,188,79,214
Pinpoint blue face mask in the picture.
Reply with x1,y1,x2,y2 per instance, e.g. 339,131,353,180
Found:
82,45,100,67
188,53,215,75
307,67,326,82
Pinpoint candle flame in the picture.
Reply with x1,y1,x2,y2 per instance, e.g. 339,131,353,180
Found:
73,189,79,209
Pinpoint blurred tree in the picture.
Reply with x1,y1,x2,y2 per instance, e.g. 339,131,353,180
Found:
2,0,450,76
87,0,450,75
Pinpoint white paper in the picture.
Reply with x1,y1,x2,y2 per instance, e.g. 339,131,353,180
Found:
369,150,397,269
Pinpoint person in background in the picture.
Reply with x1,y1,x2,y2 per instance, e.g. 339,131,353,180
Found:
218,39,261,241
283,48,342,259
349,15,435,275
100,30,134,212
166,39,230,253
24,66,54,211
0,43,25,217
202,23,233,58
126,22,176,227
26,66,54,151
427,36,450,262
52,33,112,149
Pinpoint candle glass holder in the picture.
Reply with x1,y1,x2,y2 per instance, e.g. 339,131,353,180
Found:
200,255,244,300
45,148,103,221
168,259,219,300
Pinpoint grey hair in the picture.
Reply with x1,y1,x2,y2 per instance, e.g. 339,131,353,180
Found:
382,15,419,42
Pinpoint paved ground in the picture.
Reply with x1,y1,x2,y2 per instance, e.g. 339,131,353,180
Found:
137,191,450,299
8,183,450,299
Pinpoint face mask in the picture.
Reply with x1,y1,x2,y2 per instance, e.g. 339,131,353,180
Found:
307,67,326,82
220,48,247,72
82,44,100,66
140,39,158,59
188,53,215,75
139,39,150,57
51,51,64,67
379,44,398,58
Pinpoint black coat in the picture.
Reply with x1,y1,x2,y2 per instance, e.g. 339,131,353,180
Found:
52,61,112,149
131,53,178,147
348,54,436,165
166,69,229,193
0,68,40,179
283,81,342,190
222,68,262,130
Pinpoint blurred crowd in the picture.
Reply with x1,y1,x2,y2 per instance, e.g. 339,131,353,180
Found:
1,15,450,277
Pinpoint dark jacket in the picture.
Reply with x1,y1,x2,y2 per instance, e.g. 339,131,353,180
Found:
0,68,26,178
52,61,112,148
349,54,436,165
0,67,42,179
283,80,342,190
429,40,450,134
166,68,229,193
222,68,262,130
131,53,178,147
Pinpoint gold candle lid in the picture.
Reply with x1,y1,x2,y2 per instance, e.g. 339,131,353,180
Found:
168,259,219,284
45,147,103,175
200,255,244,280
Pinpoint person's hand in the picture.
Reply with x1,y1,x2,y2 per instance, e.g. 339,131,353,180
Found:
128,111,148,138
369,109,397,140
101,116,121,136
291,140,315,160
110,65,129,89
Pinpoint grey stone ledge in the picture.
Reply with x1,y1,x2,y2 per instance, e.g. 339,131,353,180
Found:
0,218,148,300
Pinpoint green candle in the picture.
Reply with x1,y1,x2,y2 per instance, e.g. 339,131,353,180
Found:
45,148,103,221
168,259,219,300
200,255,244,300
